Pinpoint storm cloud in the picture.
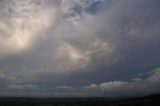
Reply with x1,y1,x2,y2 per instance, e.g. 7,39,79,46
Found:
0,0,160,97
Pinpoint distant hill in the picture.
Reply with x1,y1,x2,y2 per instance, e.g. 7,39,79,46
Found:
143,94,160,99
109,94,160,106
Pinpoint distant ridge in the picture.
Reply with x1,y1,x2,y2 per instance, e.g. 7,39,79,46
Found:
143,94,160,98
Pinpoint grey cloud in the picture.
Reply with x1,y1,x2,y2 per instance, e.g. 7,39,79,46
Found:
56,85,74,90
99,81,128,92
0,0,116,78
7,84,37,90
84,67,160,96
0,0,160,96
0,0,57,57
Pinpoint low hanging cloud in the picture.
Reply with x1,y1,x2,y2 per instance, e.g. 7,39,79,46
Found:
56,85,74,90
84,67,160,95
7,84,37,90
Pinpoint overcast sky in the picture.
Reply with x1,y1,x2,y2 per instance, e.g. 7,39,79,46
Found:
0,0,160,97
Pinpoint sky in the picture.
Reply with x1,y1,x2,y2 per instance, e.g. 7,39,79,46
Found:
0,0,160,97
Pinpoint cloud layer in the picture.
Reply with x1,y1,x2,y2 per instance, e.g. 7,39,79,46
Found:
0,0,160,96
84,68,160,96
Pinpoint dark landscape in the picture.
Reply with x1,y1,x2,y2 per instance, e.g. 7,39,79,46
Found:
0,94,159,106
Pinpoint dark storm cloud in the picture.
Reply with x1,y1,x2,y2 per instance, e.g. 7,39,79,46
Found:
0,0,160,96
